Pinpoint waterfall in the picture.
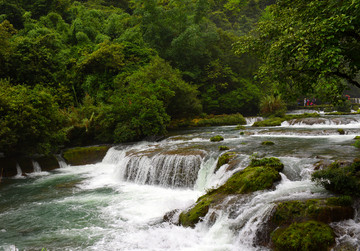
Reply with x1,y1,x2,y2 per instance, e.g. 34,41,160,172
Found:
15,163,23,177
103,147,205,188
245,117,263,126
122,154,203,188
55,155,68,168
32,161,42,173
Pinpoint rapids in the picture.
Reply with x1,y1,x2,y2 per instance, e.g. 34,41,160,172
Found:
0,113,360,250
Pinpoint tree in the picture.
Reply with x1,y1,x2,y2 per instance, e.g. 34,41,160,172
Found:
0,80,67,155
235,0,360,100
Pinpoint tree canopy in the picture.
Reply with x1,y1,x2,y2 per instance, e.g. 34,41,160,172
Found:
235,0,360,100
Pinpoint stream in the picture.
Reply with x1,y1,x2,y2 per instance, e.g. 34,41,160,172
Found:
0,113,360,250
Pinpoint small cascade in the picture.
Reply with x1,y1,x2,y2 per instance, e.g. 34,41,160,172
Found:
55,155,68,168
15,163,23,177
282,117,360,128
245,117,263,126
121,154,203,188
32,160,42,173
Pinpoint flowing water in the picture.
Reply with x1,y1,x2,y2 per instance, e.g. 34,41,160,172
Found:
1,113,360,250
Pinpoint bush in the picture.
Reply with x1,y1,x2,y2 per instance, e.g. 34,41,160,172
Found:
259,94,287,117
311,160,360,196
0,81,67,155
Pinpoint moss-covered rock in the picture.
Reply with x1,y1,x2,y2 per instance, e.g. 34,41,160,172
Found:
261,141,275,146
62,145,110,166
235,125,246,130
337,128,345,135
354,136,360,140
352,140,360,148
179,157,284,228
253,117,284,127
210,135,224,142
271,221,335,251
216,152,237,171
270,198,354,227
218,146,230,151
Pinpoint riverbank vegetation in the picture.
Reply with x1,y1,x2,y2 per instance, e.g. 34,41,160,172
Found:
1,0,360,156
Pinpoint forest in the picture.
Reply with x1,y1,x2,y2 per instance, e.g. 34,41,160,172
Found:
1,0,359,156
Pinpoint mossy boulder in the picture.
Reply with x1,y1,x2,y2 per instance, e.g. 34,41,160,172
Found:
62,146,110,166
271,221,335,251
235,125,246,130
215,152,237,171
210,135,224,142
179,157,284,228
354,136,360,140
218,146,230,151
253,117,284,127
352,140,360,148
270,198,354,227
261,141,275,146
337,128,345,135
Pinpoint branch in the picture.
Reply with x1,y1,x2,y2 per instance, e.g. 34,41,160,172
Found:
331,71,360,88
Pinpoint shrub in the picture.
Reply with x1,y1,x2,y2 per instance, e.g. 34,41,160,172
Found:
259,94,287,117
311,160,360,196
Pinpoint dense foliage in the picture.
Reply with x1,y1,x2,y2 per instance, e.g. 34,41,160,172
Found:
235,0,360,102
0,0,270,155
1,0,359,155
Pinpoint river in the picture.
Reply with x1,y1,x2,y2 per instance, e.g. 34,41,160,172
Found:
0,113,359,250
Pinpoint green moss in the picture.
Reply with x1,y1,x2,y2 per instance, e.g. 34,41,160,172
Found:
261,141,275,146
312,160,360,196
179,196,213,228
326,196,353,207
352,140,360,148
179,157,284,228
271,199,354,226
250,157,284,171
271,221,335,251
337,129,345,135
210,135,224,142
216,152,237,171
62,146,110,166
218,146,230,151
354,136,360,140
219,165,281,194
253,117,284,127
235,125,246,130
239,131,245,135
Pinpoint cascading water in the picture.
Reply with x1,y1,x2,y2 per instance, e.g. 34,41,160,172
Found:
32,160,42,173
15,163,23,178
1,113,359,250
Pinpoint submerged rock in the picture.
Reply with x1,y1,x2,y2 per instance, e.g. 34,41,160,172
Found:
178,157,284,228
261,141,275,146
